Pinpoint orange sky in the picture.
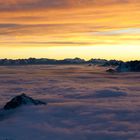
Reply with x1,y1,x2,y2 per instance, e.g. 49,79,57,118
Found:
0,0,140,60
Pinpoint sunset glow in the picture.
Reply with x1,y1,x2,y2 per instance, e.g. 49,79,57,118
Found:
0,0,140,60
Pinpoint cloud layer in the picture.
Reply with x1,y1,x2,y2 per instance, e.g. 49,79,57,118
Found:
0,0,140,60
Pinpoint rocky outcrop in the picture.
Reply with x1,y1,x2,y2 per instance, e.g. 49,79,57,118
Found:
4,93,46,110
116,61,140,72
106,68,116,73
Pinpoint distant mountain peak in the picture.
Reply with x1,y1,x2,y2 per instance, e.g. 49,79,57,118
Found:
4,93,46,110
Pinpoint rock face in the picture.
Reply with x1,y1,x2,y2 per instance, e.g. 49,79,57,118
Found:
116,61,140,72
106,68,116,73
116,62,130,72
4,93,46,110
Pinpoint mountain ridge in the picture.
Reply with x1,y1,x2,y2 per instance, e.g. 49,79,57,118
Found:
0,58,139,72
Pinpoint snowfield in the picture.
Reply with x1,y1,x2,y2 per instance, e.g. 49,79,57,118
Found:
0,65,140,140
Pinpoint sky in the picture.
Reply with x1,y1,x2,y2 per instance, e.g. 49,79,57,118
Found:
0,0,140,60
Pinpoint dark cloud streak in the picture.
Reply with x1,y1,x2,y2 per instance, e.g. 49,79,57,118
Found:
0,0,139,12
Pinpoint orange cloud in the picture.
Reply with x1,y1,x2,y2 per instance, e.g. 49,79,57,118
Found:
0,0,139,60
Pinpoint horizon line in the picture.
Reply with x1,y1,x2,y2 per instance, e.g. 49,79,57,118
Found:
0,57,139,62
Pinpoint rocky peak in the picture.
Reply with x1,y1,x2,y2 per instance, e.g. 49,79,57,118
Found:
4,93,46,110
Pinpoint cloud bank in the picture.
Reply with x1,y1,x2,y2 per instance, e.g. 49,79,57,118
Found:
0,0,139,60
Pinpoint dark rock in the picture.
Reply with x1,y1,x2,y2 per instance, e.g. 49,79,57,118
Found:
116,61,140,72
106,68,116,73
88,63,92,66
4,93,46,110
116,62,130,72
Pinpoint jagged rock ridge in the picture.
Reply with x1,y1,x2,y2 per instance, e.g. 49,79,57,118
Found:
4,93,46,110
